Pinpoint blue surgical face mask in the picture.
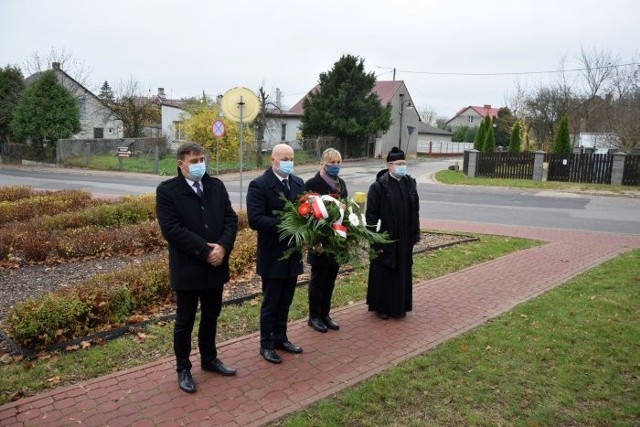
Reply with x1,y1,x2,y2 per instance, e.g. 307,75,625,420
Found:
278,160,294,176
326,164,341,177
187,162,206,181
393,165,407,177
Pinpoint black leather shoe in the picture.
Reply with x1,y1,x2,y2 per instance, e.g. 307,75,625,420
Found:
275,340,303,354
376,311,390,320
308,317,328,333
260,348,282,364
322,316,340,330
201,358,237,376
178,370,196,393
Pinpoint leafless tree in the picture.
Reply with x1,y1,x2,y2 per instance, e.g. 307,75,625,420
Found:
418,104,438,125
110,77,160,138
254,85,284,166
21,47,92,88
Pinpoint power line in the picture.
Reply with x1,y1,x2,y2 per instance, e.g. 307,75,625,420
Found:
375,62,640,77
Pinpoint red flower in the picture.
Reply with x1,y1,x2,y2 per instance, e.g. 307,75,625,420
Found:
297,202,311,216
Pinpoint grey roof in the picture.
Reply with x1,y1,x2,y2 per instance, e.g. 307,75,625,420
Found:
418,122,452,136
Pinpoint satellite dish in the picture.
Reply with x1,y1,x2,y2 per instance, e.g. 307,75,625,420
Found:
220,87,260,123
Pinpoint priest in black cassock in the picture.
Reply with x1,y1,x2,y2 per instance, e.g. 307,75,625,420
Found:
365,147,420,319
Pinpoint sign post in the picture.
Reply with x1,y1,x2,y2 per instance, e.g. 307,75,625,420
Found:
117,146,132,171
211,119,225,175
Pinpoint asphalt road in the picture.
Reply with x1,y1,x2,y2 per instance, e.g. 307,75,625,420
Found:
1,158,638,235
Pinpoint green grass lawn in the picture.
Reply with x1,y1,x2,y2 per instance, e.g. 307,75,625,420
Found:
276,248,640,426
60,150,318,176
435,170,640,195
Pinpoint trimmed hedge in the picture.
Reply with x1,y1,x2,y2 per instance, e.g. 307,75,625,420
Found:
0,189,94,224
7,226,258,348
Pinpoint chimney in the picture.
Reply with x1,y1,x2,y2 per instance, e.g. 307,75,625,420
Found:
52,62,61,70
276,88,282,109
157,88,166,99
483,104,491,109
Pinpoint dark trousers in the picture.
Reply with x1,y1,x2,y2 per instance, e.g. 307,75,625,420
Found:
260,277,297,349
308,264,339,319
174,287,223,372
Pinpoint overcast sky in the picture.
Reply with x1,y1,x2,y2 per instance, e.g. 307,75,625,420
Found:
1,0,638,119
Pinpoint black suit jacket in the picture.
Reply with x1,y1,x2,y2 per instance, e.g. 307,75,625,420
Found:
246,167,304,278
156,170,238,290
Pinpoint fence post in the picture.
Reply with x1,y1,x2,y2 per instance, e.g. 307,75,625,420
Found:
532,150,546,181
611,152,626,185
467,149,479,178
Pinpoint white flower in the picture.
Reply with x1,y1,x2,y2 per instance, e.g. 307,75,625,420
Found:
348,213,360,226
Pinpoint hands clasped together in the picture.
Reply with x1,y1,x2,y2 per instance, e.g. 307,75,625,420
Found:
207,243,226,267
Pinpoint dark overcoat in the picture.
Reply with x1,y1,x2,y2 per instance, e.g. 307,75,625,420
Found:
365,171,420,316
246,168,304,278
156,169,238,290
304,172,348,266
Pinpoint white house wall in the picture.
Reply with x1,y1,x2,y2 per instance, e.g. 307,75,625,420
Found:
54,71,123,139
161,105,190,145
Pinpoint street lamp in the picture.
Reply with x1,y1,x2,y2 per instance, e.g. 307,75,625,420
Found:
398,93,413,152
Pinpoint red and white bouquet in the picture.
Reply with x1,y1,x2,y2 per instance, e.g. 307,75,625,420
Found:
275,192,392,265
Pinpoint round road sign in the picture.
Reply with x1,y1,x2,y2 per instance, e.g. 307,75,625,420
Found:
211,120,225,138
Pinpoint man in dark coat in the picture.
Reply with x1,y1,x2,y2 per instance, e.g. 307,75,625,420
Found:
156,142,238,394
304,148,348,333
365,146,420,319
247,143,305,364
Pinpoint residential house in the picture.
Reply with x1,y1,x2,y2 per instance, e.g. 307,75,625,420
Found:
261,109,303,150
446,104,499,130
158,88,189,149
289,80,421,158
416,122,456,154
25,62,123,139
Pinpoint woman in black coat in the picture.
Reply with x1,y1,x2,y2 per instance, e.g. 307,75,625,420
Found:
304,148,348,333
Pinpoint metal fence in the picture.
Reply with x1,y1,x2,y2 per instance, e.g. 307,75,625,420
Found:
466,150,639,186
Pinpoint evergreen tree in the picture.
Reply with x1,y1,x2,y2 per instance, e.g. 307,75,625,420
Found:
473,116,487,151
463,126,477,143
494,107,516,149
483,116,496,153
451,126,467,142
0,65,24,144
11,70,80,143
98,80,114,103
551,114,572,154
509,121,522,153
301,54,391,156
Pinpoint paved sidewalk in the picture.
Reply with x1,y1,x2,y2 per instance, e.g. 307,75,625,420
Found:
1,220,639,426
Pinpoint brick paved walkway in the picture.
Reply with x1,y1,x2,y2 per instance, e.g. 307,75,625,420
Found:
1,220,639,426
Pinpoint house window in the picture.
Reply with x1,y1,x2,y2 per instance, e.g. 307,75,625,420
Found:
281,123,287,141
93,128,104,139
78,98,86,120
173,121,183,140
468,115,474,124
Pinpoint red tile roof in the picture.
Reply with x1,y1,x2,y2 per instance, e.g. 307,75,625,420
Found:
453,105,500,119
288,80,403,114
